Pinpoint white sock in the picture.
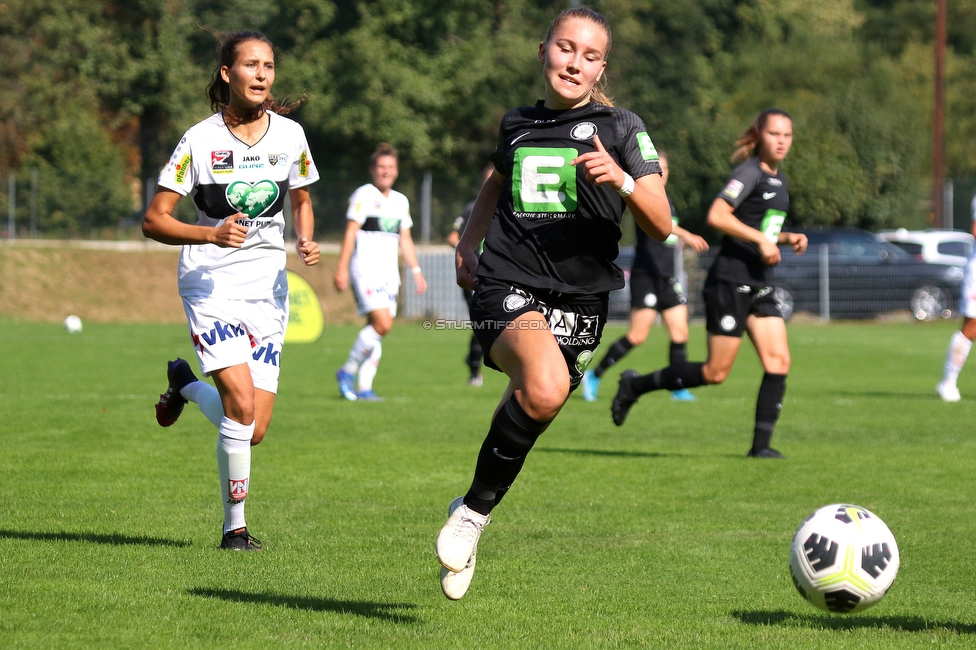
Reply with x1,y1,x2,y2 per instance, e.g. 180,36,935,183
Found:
217,417,254,533
357,339,383,392
343,325,382,375
943,330,973,386
181,380,223,427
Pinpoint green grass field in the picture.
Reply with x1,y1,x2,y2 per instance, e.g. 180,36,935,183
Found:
2,317,976,648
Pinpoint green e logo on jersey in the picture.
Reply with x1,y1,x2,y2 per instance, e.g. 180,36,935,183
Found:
761,209,787,242
512,147,578,213
636,132,658,161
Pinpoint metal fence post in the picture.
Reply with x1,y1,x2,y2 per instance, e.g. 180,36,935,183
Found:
7,174,15,240
420,170,432,244
819,242,830,321
30,167,38,238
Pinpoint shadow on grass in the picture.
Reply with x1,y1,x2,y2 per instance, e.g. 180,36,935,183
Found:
825,390,935,400
535,447,685,459
188,588,419,624
0,529,191,547
733,609,976,634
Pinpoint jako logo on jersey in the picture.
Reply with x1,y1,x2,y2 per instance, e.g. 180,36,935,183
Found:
240,154,264,169
299,151,310,177
512,147,578,213
503,294,529,312
763,192,777,200
636,132,659,161
193,320,247,350
252,342,280,367
268,153,288,166
570,122,597,140
226,180,280,218
720,315,737,332
227,477,248,502
723,179,744,200
174,154,191,184
211,150,234,173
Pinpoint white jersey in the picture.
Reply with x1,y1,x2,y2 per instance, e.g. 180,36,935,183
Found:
157,111,319,300
347,184,412,286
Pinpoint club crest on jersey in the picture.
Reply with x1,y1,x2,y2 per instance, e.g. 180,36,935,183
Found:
503,293,530,312
268,153,288,166
570,122,597,141
211,150,234,173
768,177,783,187
226,180,280,218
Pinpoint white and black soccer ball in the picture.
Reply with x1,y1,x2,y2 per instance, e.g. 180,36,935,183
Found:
63,314,83,334
789,504,899,614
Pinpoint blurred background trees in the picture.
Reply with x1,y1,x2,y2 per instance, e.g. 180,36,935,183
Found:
0,0,972,239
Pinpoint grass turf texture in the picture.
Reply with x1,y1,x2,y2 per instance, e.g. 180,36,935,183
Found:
2,318,976,648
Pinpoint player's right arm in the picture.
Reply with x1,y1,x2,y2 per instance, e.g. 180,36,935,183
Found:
456,170,503,290
706,197,781,266
333,218,360,291
142,188,247,248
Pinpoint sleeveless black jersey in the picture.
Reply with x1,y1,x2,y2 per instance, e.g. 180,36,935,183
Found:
478,101,663,294
709,157,790,286
633,195,679,278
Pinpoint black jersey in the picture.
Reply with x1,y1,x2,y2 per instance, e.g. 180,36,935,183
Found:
477,101,663,294
633,195,679,278
709,157,790,286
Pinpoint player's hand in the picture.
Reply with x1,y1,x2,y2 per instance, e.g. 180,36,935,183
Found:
571,135,625,191
334,267,349,291
296,236,320,266
456,247,479,291
413,270,428,294
212,214,248,248
786,232,808,255
759,238,782,266
682,232,709,253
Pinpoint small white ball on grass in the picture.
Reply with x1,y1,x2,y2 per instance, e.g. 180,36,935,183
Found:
64,315,83,334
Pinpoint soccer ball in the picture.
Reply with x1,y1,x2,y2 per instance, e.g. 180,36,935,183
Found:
789,504,899,614
63,314,83,334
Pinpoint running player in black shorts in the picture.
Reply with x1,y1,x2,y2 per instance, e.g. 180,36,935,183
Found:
582,150,709,402
610,108,807,459
433,7,672,600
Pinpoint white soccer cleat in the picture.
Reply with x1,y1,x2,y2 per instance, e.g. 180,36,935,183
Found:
439,497,478,600
436,496,489,574
937,381,961,402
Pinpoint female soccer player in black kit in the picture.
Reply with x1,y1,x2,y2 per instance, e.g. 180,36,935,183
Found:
610,108,807,459
434,7,672,600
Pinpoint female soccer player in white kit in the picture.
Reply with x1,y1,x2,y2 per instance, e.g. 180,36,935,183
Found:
334,143,427,401
143,31,320,550
937,197,976,401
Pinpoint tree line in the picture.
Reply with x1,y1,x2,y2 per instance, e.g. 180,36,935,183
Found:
3,0,976,238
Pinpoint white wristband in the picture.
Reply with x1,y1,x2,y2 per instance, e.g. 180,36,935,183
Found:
617,173,635,197
411,266,422,275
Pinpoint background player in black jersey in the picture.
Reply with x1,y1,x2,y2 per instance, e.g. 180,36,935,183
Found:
610,108,807,459
434,7,672,600
582,150,708,402
446,166,495,387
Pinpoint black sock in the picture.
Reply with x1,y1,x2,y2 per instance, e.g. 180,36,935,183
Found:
594,337,634,378
631,362,705,396
669,341,687,366
466,335,483,375
752,373,786,452
464,396,552,515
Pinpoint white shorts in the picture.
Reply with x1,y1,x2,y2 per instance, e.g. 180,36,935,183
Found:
350,274,399,317
962,254,976,319
182,295,289,394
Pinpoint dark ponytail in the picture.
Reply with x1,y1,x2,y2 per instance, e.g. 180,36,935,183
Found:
206,30,303,117
731,108,792,163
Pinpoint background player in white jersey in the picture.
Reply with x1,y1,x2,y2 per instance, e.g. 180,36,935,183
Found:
334,143,427,401
143,31,320,551
936,196,976,401
582,150,708,401
434,7,672,600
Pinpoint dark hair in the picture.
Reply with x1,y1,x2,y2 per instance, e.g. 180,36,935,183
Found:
544,7,614,107
370,142,398,167
206,31,302,116
731,108,792,163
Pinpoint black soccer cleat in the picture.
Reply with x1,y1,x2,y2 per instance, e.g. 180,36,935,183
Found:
220,527,263,551
611,370,641,426
747,447,785,459
155,358,198,427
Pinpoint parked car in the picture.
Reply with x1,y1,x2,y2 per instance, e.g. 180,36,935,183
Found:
877,228,974,267
771,227,963,321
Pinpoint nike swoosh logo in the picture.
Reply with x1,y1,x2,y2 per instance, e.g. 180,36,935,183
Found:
763,192,776,200
510,132,531,146
492,447,521,461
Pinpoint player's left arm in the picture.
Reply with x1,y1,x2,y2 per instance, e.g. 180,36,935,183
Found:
777,230,807,255
399,227,427,294
672,224,709,253
289,187,319,266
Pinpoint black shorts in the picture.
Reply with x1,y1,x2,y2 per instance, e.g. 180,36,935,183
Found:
629,268,687,311
469,277,608,389
703,278,783,338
